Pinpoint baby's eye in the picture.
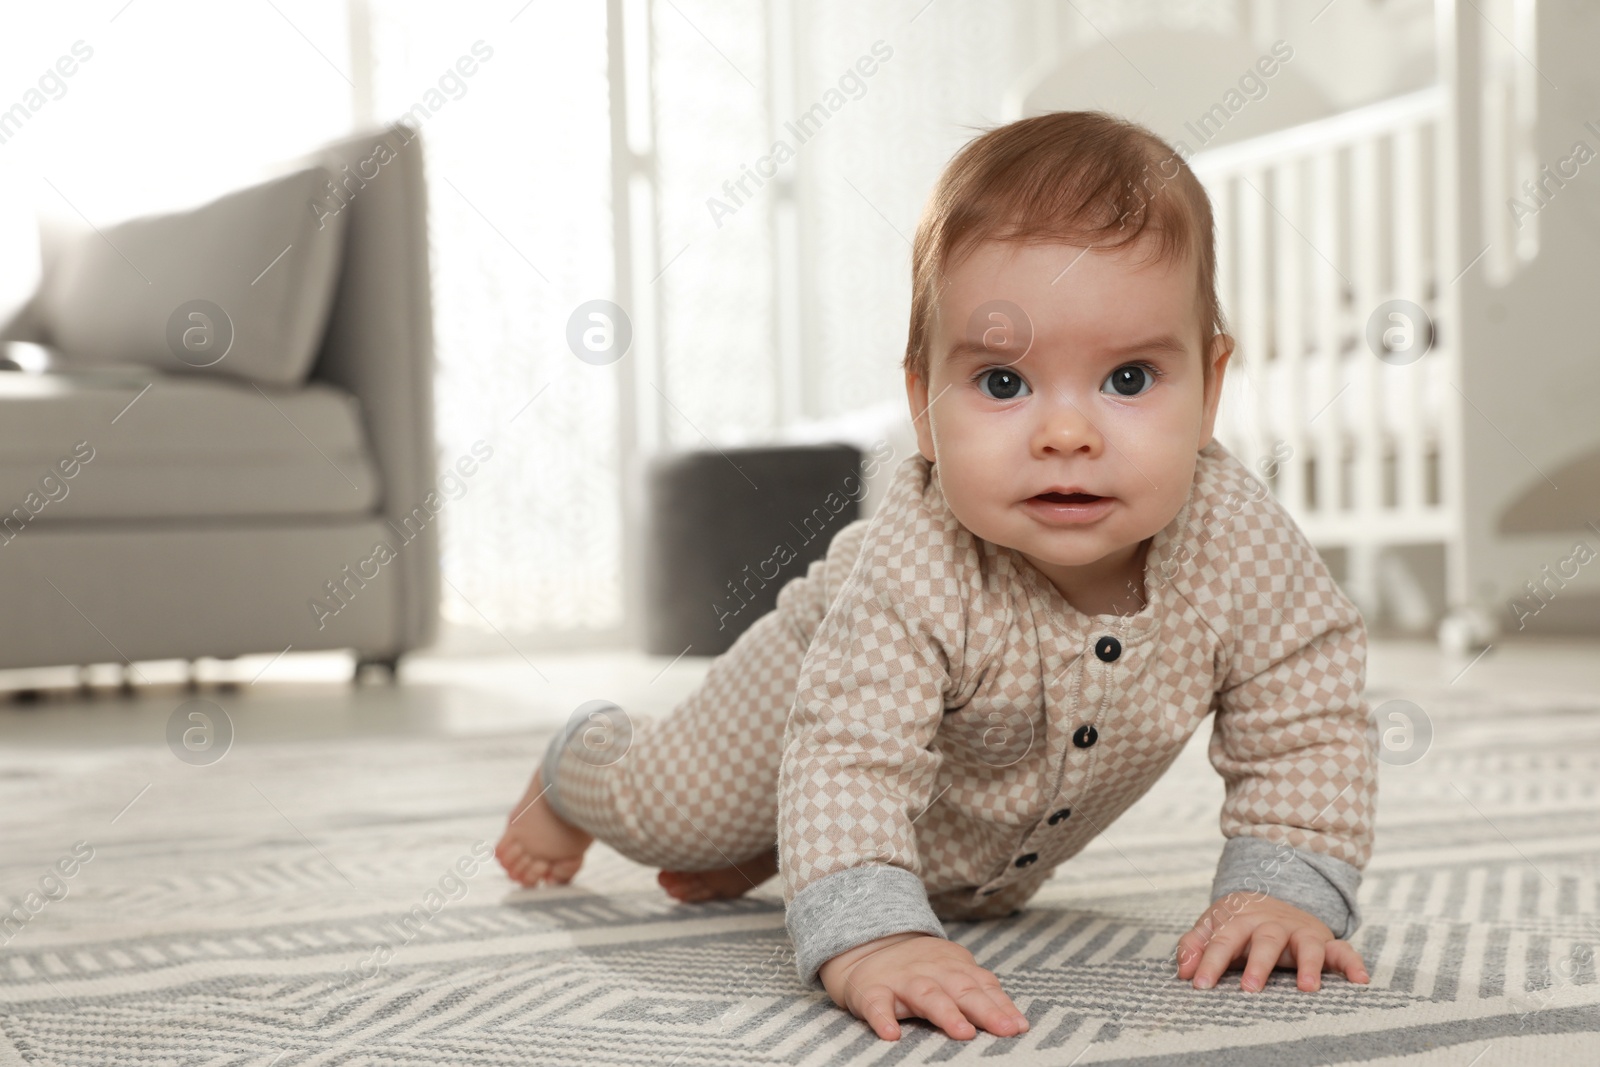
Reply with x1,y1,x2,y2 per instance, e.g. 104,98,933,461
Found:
975,368,1030,400
1102,362,1161,397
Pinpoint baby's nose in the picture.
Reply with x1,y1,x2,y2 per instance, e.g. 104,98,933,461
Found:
1030,398,1103,455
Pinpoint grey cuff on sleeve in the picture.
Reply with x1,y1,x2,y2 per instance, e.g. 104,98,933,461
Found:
786,865,949,991
1210,834,1364,940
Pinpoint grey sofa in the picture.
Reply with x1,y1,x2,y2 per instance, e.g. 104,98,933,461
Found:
0,125,439,680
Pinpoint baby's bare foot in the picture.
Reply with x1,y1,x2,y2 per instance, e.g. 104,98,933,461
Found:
658,846,779,903
495,767,594,888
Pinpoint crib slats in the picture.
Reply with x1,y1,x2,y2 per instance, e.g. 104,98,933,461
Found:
1212,174,1243,448
1351,137,1385,522
1212,176,1233,337
1392,122,1429,522
1273,160,1306,513
1311,149,1342,520
1189,89,1449,551
1429,119,1455,514
1344,137,1385,611
1238,167,1270,460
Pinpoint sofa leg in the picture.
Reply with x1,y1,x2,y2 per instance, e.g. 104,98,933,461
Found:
184,659,201,692
214,655,241,692
353,656,400,684
118,662,136,697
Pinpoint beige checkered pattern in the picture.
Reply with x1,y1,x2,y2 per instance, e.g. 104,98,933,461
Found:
545,514,869,873
548,439,1376,928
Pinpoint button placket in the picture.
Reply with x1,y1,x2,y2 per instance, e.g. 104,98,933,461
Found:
1053,631,1117,851
982,545,1171,912
1035,633,1090,873
1073,629,1126,749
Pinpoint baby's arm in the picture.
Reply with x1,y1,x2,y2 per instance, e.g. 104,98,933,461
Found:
775,474,1022,1039
1189,486,1379,990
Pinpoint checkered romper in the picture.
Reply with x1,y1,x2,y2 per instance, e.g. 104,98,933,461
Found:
541,440,1377,988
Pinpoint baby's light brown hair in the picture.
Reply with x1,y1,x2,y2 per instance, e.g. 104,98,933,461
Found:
904,111,1228,386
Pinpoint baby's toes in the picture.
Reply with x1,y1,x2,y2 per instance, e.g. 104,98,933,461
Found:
657,872,708,902
494,839,527,878
498,843,544,886
548,856,583,884
516,857,553,887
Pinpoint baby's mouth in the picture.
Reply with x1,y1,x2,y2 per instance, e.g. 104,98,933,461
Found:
1032,492,1105,504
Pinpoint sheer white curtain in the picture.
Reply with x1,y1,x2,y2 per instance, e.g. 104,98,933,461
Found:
362,2,622,644
0,1,624,647
365,1,1256,648
387,1,1056,648
3,1,1259,650
0,3,351,236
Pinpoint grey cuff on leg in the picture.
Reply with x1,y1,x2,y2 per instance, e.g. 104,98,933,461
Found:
537,714,590,826
537,700,634,828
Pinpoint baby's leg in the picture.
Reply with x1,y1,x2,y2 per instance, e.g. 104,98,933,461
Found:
496,766,594,888
496,517,870,898
555,605,807,894
495,608,806,894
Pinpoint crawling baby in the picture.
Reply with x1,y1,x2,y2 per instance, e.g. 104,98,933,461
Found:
496,108,1376,1043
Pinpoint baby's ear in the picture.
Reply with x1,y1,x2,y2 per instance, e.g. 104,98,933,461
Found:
904,370,938,463
1197,334,1235,448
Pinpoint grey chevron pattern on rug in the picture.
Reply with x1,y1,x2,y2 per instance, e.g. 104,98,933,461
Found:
3,684,1599,1064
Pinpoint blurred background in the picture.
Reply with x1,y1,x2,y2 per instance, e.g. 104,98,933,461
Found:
0,0,1594,689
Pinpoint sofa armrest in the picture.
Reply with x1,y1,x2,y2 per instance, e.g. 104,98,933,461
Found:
305,124,441,654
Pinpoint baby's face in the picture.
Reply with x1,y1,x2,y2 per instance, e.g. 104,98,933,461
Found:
906,236,1231,605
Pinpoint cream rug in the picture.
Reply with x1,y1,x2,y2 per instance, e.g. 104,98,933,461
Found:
2,683,1598,1064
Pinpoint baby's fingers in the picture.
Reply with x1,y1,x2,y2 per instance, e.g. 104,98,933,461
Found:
1239,923,1289,991
951,981,1030,1038
849,984,906,1041
897,978,978,1041
1291,929,1326,991
1190,925,1247,989
1174,929,1208,979
1323,939,1371,984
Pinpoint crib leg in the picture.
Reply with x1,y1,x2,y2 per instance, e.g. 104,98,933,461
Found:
1437,603,1498,656
1345,543,1385,629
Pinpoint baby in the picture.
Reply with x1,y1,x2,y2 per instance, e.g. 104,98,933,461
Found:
496,110,1377,1043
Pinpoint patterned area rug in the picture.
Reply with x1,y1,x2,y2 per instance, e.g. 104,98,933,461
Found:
3,683,1599,1065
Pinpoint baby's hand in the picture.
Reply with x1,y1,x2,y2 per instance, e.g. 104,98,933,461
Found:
1176,891,1371,992
818,931,1030,1042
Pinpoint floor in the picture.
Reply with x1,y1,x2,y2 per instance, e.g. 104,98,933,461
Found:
0,626,713,751
4,628,1597,752
3,630,1599,1064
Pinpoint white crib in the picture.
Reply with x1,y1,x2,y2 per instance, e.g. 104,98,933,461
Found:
1188,85,1459,638
1087,1,1600,648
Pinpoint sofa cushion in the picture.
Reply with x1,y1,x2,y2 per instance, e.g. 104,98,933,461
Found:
35,164,347,386
0,367,379,523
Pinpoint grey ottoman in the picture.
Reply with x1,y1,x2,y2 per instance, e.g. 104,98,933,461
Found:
643,443,864,655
